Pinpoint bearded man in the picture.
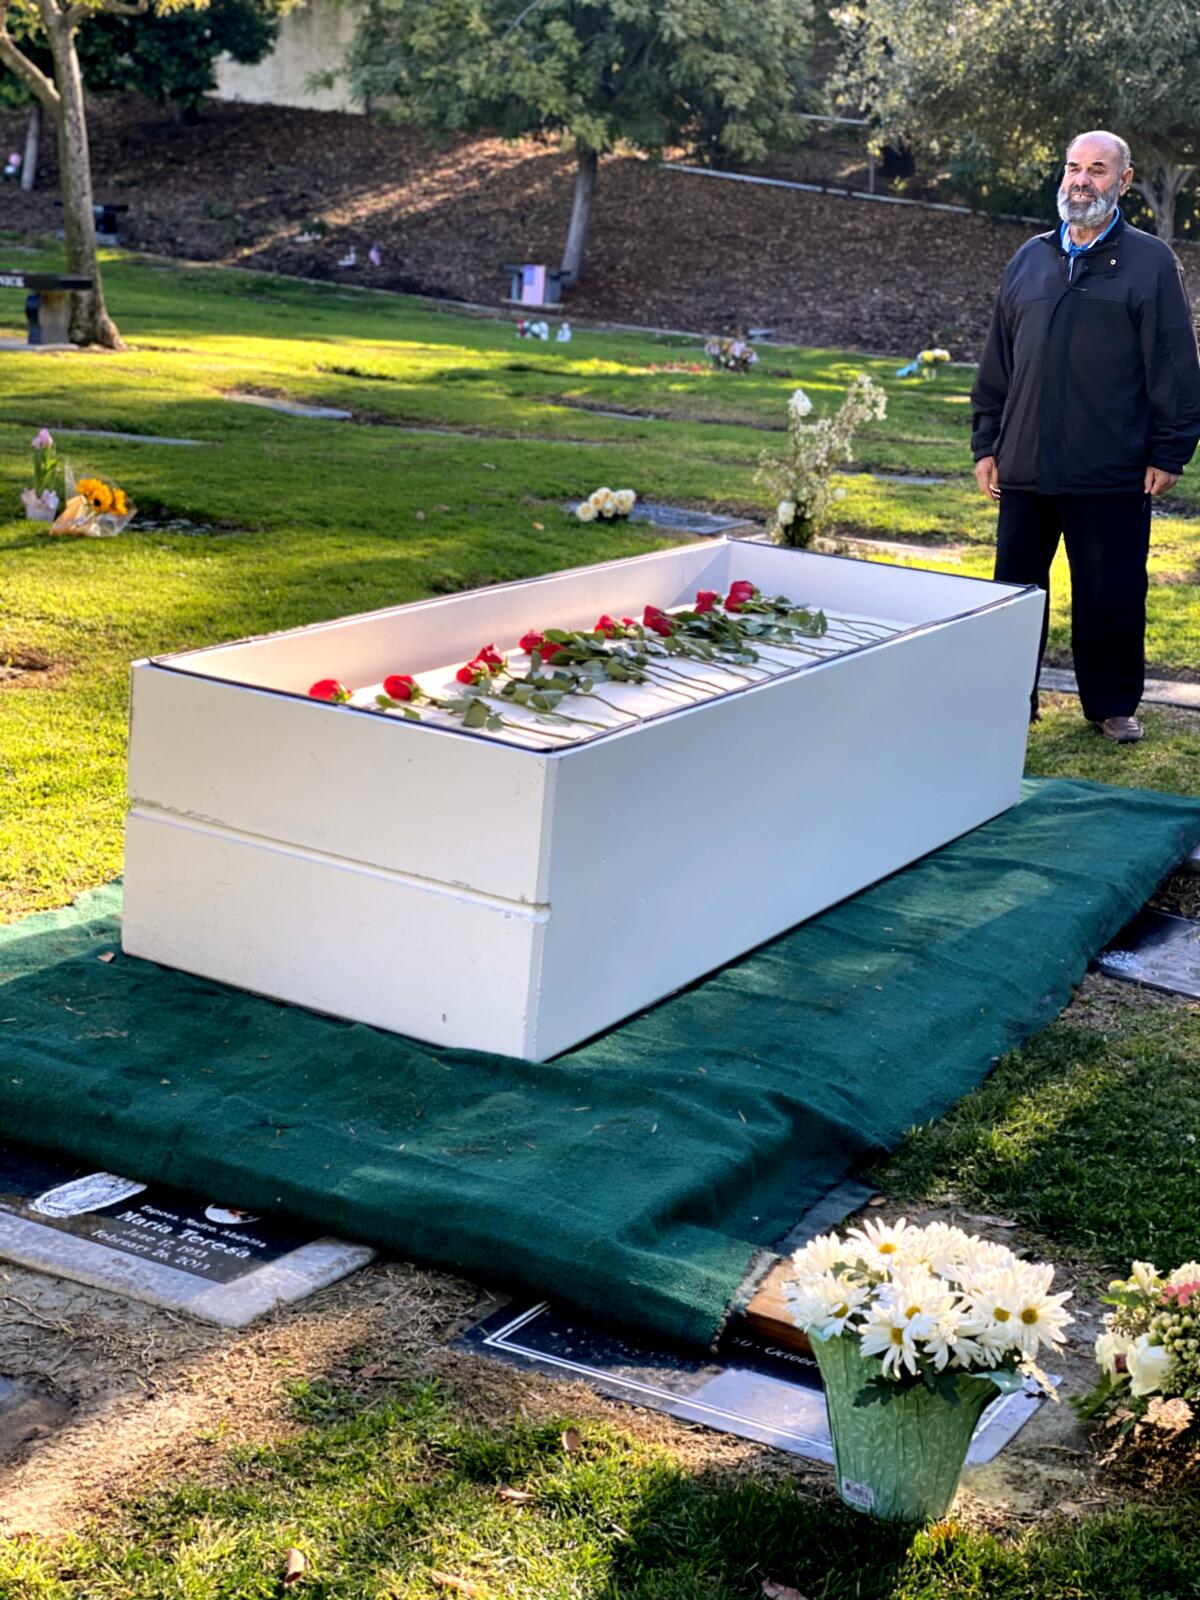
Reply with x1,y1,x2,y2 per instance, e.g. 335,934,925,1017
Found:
971,131,1200,742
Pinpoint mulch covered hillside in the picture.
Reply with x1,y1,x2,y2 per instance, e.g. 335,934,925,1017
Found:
0,94,1173,358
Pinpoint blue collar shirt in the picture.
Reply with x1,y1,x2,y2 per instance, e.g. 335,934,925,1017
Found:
1060,209,1121,277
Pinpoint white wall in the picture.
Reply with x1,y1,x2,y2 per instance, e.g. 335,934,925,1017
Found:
215,0,361,115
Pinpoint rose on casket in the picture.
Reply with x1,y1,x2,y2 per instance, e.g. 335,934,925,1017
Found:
305,583,900,742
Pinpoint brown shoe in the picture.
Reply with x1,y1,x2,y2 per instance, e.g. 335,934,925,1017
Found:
1097,715,1144,744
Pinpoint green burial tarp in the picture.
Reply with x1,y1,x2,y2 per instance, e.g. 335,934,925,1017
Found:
1,778,1198,1349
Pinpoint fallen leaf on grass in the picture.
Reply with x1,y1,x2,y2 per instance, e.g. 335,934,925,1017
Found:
867,1195,888,1207
358,1363,385,1380
430,1573,482,1596
561,1427,582,1454
496,1486,535,1503
963,1213,1018,1229
762,1582,809,1599
97,952,115,963
283,1548,307,1585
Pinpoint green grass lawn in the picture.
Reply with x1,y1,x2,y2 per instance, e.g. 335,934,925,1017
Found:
1,250,1199,1598
2,1383,1197,1599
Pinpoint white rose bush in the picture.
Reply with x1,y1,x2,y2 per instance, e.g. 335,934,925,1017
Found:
757,376,887,548
1079,1259,1200,1436
785,1217,1071,1520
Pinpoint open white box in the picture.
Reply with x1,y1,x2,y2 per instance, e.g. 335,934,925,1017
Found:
123,540,1044,1060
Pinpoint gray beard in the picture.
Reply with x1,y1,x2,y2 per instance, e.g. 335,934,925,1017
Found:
1057,176,1122,228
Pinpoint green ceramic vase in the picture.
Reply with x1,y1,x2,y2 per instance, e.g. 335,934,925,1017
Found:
811,1331,1000,1522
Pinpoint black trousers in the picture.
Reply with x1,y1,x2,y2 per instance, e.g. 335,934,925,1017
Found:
993,491,1151,722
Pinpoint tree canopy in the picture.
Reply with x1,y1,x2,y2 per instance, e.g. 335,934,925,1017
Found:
831,0,1200,242
346,0,814,281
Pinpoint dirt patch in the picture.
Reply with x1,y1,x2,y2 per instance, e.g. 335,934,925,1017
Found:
0,647,68,690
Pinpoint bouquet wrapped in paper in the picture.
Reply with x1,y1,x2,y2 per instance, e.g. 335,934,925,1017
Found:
20,428,61,522
50,467,136,538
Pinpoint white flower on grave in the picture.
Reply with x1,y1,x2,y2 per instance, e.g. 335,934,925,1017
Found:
789,1230,850,1278
1128,1334,1174,1397
788,388,814,420
776,499,796,526
1168,1260,1200,1286
859,1306,922,1377
1095,1327,1135,1378
842,1215,920,1274
589,486,613,511
1130,1260,1164,1295
575,501,598,522
613,488,637,516
783,1271,870,1338
1007,1262,1073,1357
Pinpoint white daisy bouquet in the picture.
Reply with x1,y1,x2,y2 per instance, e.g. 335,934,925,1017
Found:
575,487,637,524
785,1216,1071,1404
1079,1259,1200,1425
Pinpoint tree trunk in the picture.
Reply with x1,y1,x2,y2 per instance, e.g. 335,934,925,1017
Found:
1132,161,1193,248
559,147,598,288
20,101,40,191
46,17,123,348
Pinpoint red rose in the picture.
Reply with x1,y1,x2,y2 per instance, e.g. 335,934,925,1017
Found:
539,641,565,663
724,579,756,613
382,674,416,701
643,604,673,637
308,679,349,702
622,617,636,627
476,643,504,671
695,590,720,613
456,662,481,684
594,614,619,636
519,629,545,653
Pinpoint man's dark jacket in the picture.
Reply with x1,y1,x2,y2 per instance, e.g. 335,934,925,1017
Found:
971,214,1200,493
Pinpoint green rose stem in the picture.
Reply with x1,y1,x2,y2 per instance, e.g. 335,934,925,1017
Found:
376,690,582,743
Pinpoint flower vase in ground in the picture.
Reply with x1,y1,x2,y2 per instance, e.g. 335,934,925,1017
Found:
812,1330,1013,1521
784,1217,1069,1524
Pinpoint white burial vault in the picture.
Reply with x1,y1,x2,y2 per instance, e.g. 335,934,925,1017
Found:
123,540,1044,1060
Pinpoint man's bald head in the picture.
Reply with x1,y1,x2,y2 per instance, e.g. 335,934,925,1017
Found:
1066,130,1132,173
1058,132,1132,232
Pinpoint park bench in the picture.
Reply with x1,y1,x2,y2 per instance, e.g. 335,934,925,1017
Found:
503,262,566,308
0,270,93,345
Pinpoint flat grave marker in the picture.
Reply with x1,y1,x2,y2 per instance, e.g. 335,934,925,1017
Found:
1094,908,1200,1000
459,1300,1047,1466
0,1143,373,1326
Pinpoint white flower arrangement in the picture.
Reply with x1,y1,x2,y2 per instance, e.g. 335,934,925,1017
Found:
785,1217,1071,1400
757,375,887,548
1083,1259,1200,1414
704,336,758,373
575,487,637,523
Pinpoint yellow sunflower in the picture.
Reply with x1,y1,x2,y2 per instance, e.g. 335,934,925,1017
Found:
111,487,129,517
77,478,113,513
